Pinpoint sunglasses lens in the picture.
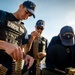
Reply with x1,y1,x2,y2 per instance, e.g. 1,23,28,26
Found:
37,27,44,30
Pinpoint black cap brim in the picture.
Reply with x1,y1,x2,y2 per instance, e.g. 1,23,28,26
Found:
27,8,35,18
61,37,74,46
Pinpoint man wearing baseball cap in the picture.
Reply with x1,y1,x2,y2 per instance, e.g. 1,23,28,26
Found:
24,20,49,75
0,0,36,75
22,0,36,18
59,26,75,46
46,26,75,74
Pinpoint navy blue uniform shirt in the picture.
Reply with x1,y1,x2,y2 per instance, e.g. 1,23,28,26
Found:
0,10,29,74
46,36,75,71
27,35,49,57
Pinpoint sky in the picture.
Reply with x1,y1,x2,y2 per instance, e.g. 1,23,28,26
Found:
0,0,75,42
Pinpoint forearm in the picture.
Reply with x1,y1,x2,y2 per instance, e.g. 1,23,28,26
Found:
0,40,9,50
25,36,35,53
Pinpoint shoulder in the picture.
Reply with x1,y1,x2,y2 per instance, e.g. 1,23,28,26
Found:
0,10,18,21
48,35,60,48
50,35,60,43
41,36,49,46
0,10,12,21
51,36,59,40
41,36,47,42
0,10,6,14
0,10,7,20
0,10,8,26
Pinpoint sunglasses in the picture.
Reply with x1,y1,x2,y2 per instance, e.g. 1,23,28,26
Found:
37,26,44,30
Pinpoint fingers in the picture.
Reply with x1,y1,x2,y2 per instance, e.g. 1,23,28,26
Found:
24,55,34,69
5,42,23,61
18,46,23,60
24,55,29,65
38,52,44,58
13,49,17,61
31,31,39,37
11,46,23,61
27,57,34,69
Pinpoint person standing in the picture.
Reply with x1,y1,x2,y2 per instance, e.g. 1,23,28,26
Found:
0,0,36,75
24,20,49,75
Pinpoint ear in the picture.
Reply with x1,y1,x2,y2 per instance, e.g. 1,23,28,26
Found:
35,26,37,29
35,26,36,28
19,4,23,8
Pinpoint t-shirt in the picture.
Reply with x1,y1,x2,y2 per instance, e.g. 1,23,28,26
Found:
27,35,48,58
0,10,29,44
0,10,29,74
46,36,75,71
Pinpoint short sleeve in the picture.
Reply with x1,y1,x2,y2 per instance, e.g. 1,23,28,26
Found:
0,10,3,22
0,10,7,26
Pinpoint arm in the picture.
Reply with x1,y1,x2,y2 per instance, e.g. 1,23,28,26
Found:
38,39,49,59
24,36,35,53
22,45,34,69
24,31,39,53
24,54,34,69
0,41,34,69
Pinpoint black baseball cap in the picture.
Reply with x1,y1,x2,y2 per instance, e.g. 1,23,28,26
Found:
35,20,45,27
59,25,75,46
23,0,36,18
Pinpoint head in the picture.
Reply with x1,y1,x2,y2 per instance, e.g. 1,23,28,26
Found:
35,20,45,36
59,25,75,46
15,0,36,20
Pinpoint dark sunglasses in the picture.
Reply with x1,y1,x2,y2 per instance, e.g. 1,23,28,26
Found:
37,26,44,30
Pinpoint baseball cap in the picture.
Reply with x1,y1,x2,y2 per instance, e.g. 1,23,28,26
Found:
59,25,75,46
35,20,45,27
23,0,36,18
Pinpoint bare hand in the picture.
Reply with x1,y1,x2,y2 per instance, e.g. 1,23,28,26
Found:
5,43,23,61
38,52,46,59
24,55,34,69
31,31,39,39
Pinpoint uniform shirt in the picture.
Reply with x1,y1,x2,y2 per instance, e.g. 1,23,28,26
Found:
27,35,48,75
46,36,75,71
0,10,29,74
0,10,29,44
27,35,49,58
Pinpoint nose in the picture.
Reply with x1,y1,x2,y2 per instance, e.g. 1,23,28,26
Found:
38,29,41,30
24,14,30,20
38,29,42,31
24,16,28,20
